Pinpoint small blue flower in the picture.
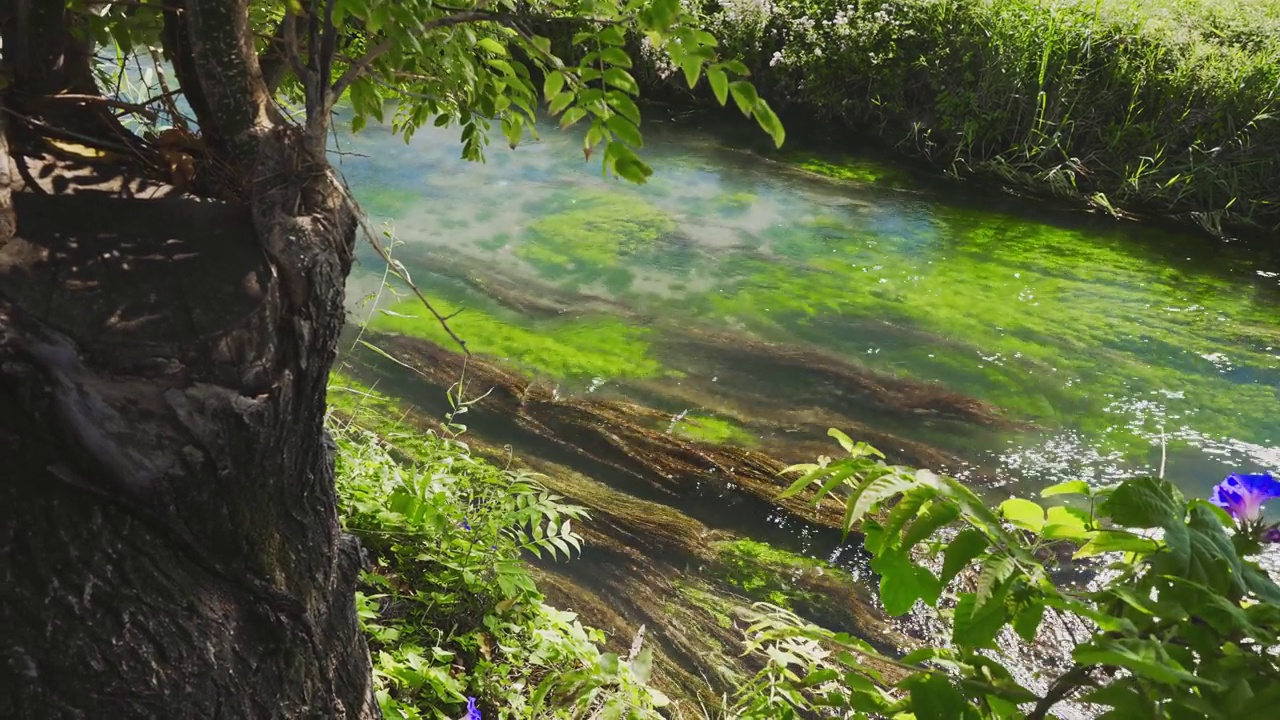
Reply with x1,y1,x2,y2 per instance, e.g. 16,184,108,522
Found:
1211,473,1280,523
460,519,471,531
464,697,481,720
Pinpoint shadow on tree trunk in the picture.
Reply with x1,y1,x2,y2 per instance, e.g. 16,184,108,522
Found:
0,99,377,720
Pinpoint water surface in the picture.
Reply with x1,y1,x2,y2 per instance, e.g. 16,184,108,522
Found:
335,110,1280,505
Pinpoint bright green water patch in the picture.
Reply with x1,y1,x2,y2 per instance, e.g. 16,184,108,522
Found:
669,415,758,447
517,189,680,294
710,539,846,611
339,114,1280,501
354,185,422,219
692,207,1280,453
786,153,913,188
369,294,668,381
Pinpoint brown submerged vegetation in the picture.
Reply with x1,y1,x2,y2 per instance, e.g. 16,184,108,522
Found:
330,372,906,709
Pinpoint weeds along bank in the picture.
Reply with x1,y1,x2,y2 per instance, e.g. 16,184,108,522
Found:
634,0,1280,236
329,378,672,719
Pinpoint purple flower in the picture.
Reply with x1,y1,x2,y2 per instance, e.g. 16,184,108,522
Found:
1263,527,1280,544
460,519,471,531
1211,473,1280,523
464,697,481,720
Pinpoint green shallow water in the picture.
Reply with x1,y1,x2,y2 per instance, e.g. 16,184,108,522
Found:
336,109,1280,504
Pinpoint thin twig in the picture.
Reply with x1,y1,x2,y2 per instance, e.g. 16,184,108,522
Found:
2,107,141,158
1028,664,1094,720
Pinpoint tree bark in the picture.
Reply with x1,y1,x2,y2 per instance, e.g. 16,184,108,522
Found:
0,3,378,717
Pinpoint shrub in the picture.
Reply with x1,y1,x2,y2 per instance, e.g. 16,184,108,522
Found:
651,0,1280,235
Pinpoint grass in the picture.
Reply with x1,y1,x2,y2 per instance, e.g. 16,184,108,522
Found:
679,0,1280,234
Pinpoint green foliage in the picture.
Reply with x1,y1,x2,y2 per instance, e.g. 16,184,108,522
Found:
736,428,1280,718
333,414,670,718
77,0,784,185
690,0,1280,232
305,0,782,181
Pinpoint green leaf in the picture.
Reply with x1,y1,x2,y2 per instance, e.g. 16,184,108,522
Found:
952,590,1008,648
1082,679,1159,717
548,91,575,115
872,487,935,555
543,70,566,101
810,465,860,508
598,25,626,46
1041,480,1091,497
605,115,642,147
597,652,620,676
1243,563,1280,603
728,81,759,116
999,497,1045,533
1075,530,1161,558
600,46,632,68
901,501,960,548
628,646,654,683
778,464,833,499
752,97,785,148
679,54,702,89
559,107,588,129
477,37,507,56
874,550,941,615
603,67,639,95
1042,505,1092,540
706,67,729,105
604,91,641,124
976,554,1016,603
940,529,989,585
1101,476,1183,529
828,428,857,454
1073,637,1217,687
908,674,967,720
1012,601,1045,643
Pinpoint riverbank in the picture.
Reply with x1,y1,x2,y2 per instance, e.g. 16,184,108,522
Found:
328,371,907,715
625,0,1280,237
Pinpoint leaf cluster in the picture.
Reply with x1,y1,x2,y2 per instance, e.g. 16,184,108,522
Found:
334,422,668,718
739,429,1280,719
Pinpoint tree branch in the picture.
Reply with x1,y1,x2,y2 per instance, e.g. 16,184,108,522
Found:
329,10,497,100
258,14,292,93
1028,664,1095,720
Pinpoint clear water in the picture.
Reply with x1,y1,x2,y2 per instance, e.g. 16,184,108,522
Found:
335,110,1280,506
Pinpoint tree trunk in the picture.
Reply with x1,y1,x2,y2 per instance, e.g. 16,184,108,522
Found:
0,3,378,715
0,134,378,720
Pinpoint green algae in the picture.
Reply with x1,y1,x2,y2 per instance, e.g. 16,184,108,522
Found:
787,154,913,188
710,191,758,215
516,189,680,293
355,185,421,218
710,539,837,610
682,204,1280,455
669,414,758,447
368,294,667,381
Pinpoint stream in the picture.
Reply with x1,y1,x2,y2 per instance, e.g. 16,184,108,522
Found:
331,107,1280,704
